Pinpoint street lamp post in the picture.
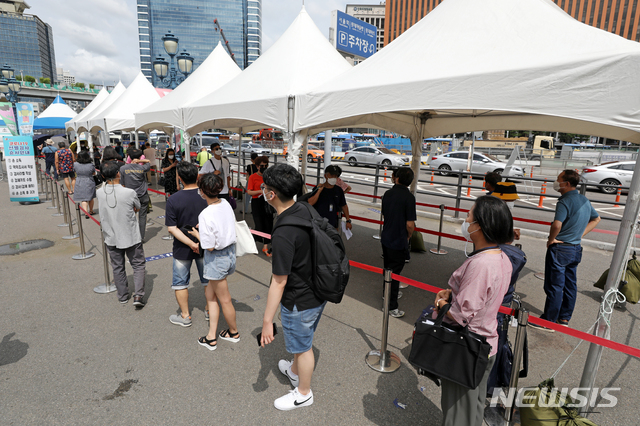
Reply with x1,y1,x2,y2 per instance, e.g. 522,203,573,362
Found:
152,31,194,89
0,63,22,134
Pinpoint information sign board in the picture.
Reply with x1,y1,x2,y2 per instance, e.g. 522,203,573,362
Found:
2,135,39,202
331,10,377,59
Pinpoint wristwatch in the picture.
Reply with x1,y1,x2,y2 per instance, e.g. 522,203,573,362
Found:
346,219,352,223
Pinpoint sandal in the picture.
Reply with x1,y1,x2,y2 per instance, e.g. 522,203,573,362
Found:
197,336,217,351
219,329,240,343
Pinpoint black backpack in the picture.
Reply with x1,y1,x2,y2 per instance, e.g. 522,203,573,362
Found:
273,202,350,303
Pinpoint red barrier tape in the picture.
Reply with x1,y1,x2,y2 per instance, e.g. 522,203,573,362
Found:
77,203,101,226
148,188,168,197
348,214,467,242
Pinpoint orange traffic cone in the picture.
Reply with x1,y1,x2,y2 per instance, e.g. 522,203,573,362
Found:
384,166,388,183
430,171,435,186
538,182,547,208
466,175,472,197
614,186,622,207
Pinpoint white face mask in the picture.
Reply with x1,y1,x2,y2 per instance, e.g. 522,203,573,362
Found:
327,178,337,186
461,220,478,242
263,188,273,204
214,149,222,156
198,189,205,199
168,155,174,159
553,180,562,192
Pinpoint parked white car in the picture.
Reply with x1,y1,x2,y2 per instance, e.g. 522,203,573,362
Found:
344,146,410,167
581,161,634,193
240,143,270,154
429,151,524,176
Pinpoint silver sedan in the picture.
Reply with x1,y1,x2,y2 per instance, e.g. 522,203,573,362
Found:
429,151,524,176
344,146,410,167
581,161,634,193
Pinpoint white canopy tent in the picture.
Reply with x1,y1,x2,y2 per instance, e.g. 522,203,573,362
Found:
295,0,640,412
135,42,242,134
89,72,161,138
77,82,126,135
295,0,640,190
182,6,352,170
65,87,109,138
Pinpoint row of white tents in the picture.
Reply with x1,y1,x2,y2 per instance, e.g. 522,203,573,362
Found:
64,0,640,409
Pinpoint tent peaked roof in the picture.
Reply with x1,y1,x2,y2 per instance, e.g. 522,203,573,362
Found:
79,81,126,133
65,87,109,131
135,42,242,132
295,0,640,142
92,72,161,132
52,95,66,105
183,6,352,133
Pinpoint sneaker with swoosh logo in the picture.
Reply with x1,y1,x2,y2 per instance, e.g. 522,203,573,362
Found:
274,388,313,411
278,359,299,388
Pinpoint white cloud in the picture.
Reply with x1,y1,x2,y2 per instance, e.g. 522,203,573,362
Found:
22,0,378,85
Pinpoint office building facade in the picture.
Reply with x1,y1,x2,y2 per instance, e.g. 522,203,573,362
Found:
346,3,386,52
384,0,640,45
137,0,261,87
0,1,56,82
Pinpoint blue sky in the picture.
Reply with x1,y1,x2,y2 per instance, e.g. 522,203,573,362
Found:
24,0,382,86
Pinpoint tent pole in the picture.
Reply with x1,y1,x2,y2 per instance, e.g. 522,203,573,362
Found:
238,127,243,187
134,130,139,150
410,114,428,195
578,153,640,416
300,134,308,178
324,130,332,168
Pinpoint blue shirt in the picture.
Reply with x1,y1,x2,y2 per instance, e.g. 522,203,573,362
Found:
555,190,599,245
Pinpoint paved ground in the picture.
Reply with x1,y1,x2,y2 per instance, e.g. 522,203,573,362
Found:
1,165,639,425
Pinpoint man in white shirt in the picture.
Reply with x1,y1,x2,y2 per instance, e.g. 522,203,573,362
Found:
198,142,231,201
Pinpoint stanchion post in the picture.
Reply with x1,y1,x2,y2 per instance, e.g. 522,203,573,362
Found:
51,181,63,216
365,269,401,373
373,164,380,204
430,204,448,255
72,204,96,260
43,173,50,202
57,185,69,225
504,309,529,423
454,173,463,218
62,191,79,240
94,229,116,294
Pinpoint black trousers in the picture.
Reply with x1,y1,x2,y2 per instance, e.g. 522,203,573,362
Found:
251,197,273,244
382,244,408,311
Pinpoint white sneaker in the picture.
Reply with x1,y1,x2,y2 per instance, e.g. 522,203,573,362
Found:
278,359,299,388
274,388,313,411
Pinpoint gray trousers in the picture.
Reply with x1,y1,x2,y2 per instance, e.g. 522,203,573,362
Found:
440,355,496,426
138,192,149,240
106,242,146,302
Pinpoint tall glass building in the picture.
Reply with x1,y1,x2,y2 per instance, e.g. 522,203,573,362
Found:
0,1,56,82
138,0,262,87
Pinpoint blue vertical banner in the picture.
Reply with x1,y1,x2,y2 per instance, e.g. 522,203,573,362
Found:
16,103,34,137
3,135,39,202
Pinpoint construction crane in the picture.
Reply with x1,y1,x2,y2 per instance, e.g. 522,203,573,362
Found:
213,18,238,65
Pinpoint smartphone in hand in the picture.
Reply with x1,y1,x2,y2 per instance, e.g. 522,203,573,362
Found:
256,323,278,347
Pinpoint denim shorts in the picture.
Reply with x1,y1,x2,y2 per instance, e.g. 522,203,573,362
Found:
280,302,327,354
171,257,208,290
203,244,236,281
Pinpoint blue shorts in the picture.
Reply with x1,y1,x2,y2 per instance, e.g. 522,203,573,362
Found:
171,257,208,290
203,244,236,281
280,302,327,354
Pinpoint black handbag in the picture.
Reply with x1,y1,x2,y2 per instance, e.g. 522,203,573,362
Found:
409,304,491,389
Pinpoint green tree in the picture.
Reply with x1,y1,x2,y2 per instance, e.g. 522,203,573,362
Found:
15,75,22,81
24,75,36,83
74,82,85,89
89,83,95,89
41,78,51,84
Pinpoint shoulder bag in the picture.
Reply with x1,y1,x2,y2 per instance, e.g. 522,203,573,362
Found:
409,304,491,389
235,220,258,257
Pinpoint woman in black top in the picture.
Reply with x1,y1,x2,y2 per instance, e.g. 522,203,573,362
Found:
161,148,179,195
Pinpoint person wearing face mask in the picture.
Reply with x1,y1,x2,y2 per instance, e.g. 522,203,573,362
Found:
161,149,179,195
246,156,273,257
198,142,231,201
529,170,600,332
380,167,416,318
307,165,352,230
434,195,513,426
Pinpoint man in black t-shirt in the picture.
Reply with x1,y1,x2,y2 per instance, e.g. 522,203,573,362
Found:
165,162,209,328
308,165,352,229
381,167,417,319
259,163,325,411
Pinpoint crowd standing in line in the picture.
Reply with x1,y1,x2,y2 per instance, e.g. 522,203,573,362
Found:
161,148,179,195
73,151,97,218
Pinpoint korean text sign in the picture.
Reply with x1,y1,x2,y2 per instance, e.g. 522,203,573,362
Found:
3,136,39,202
334,10,377,59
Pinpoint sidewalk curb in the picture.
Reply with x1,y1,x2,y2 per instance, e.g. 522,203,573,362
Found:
345,196,615,252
